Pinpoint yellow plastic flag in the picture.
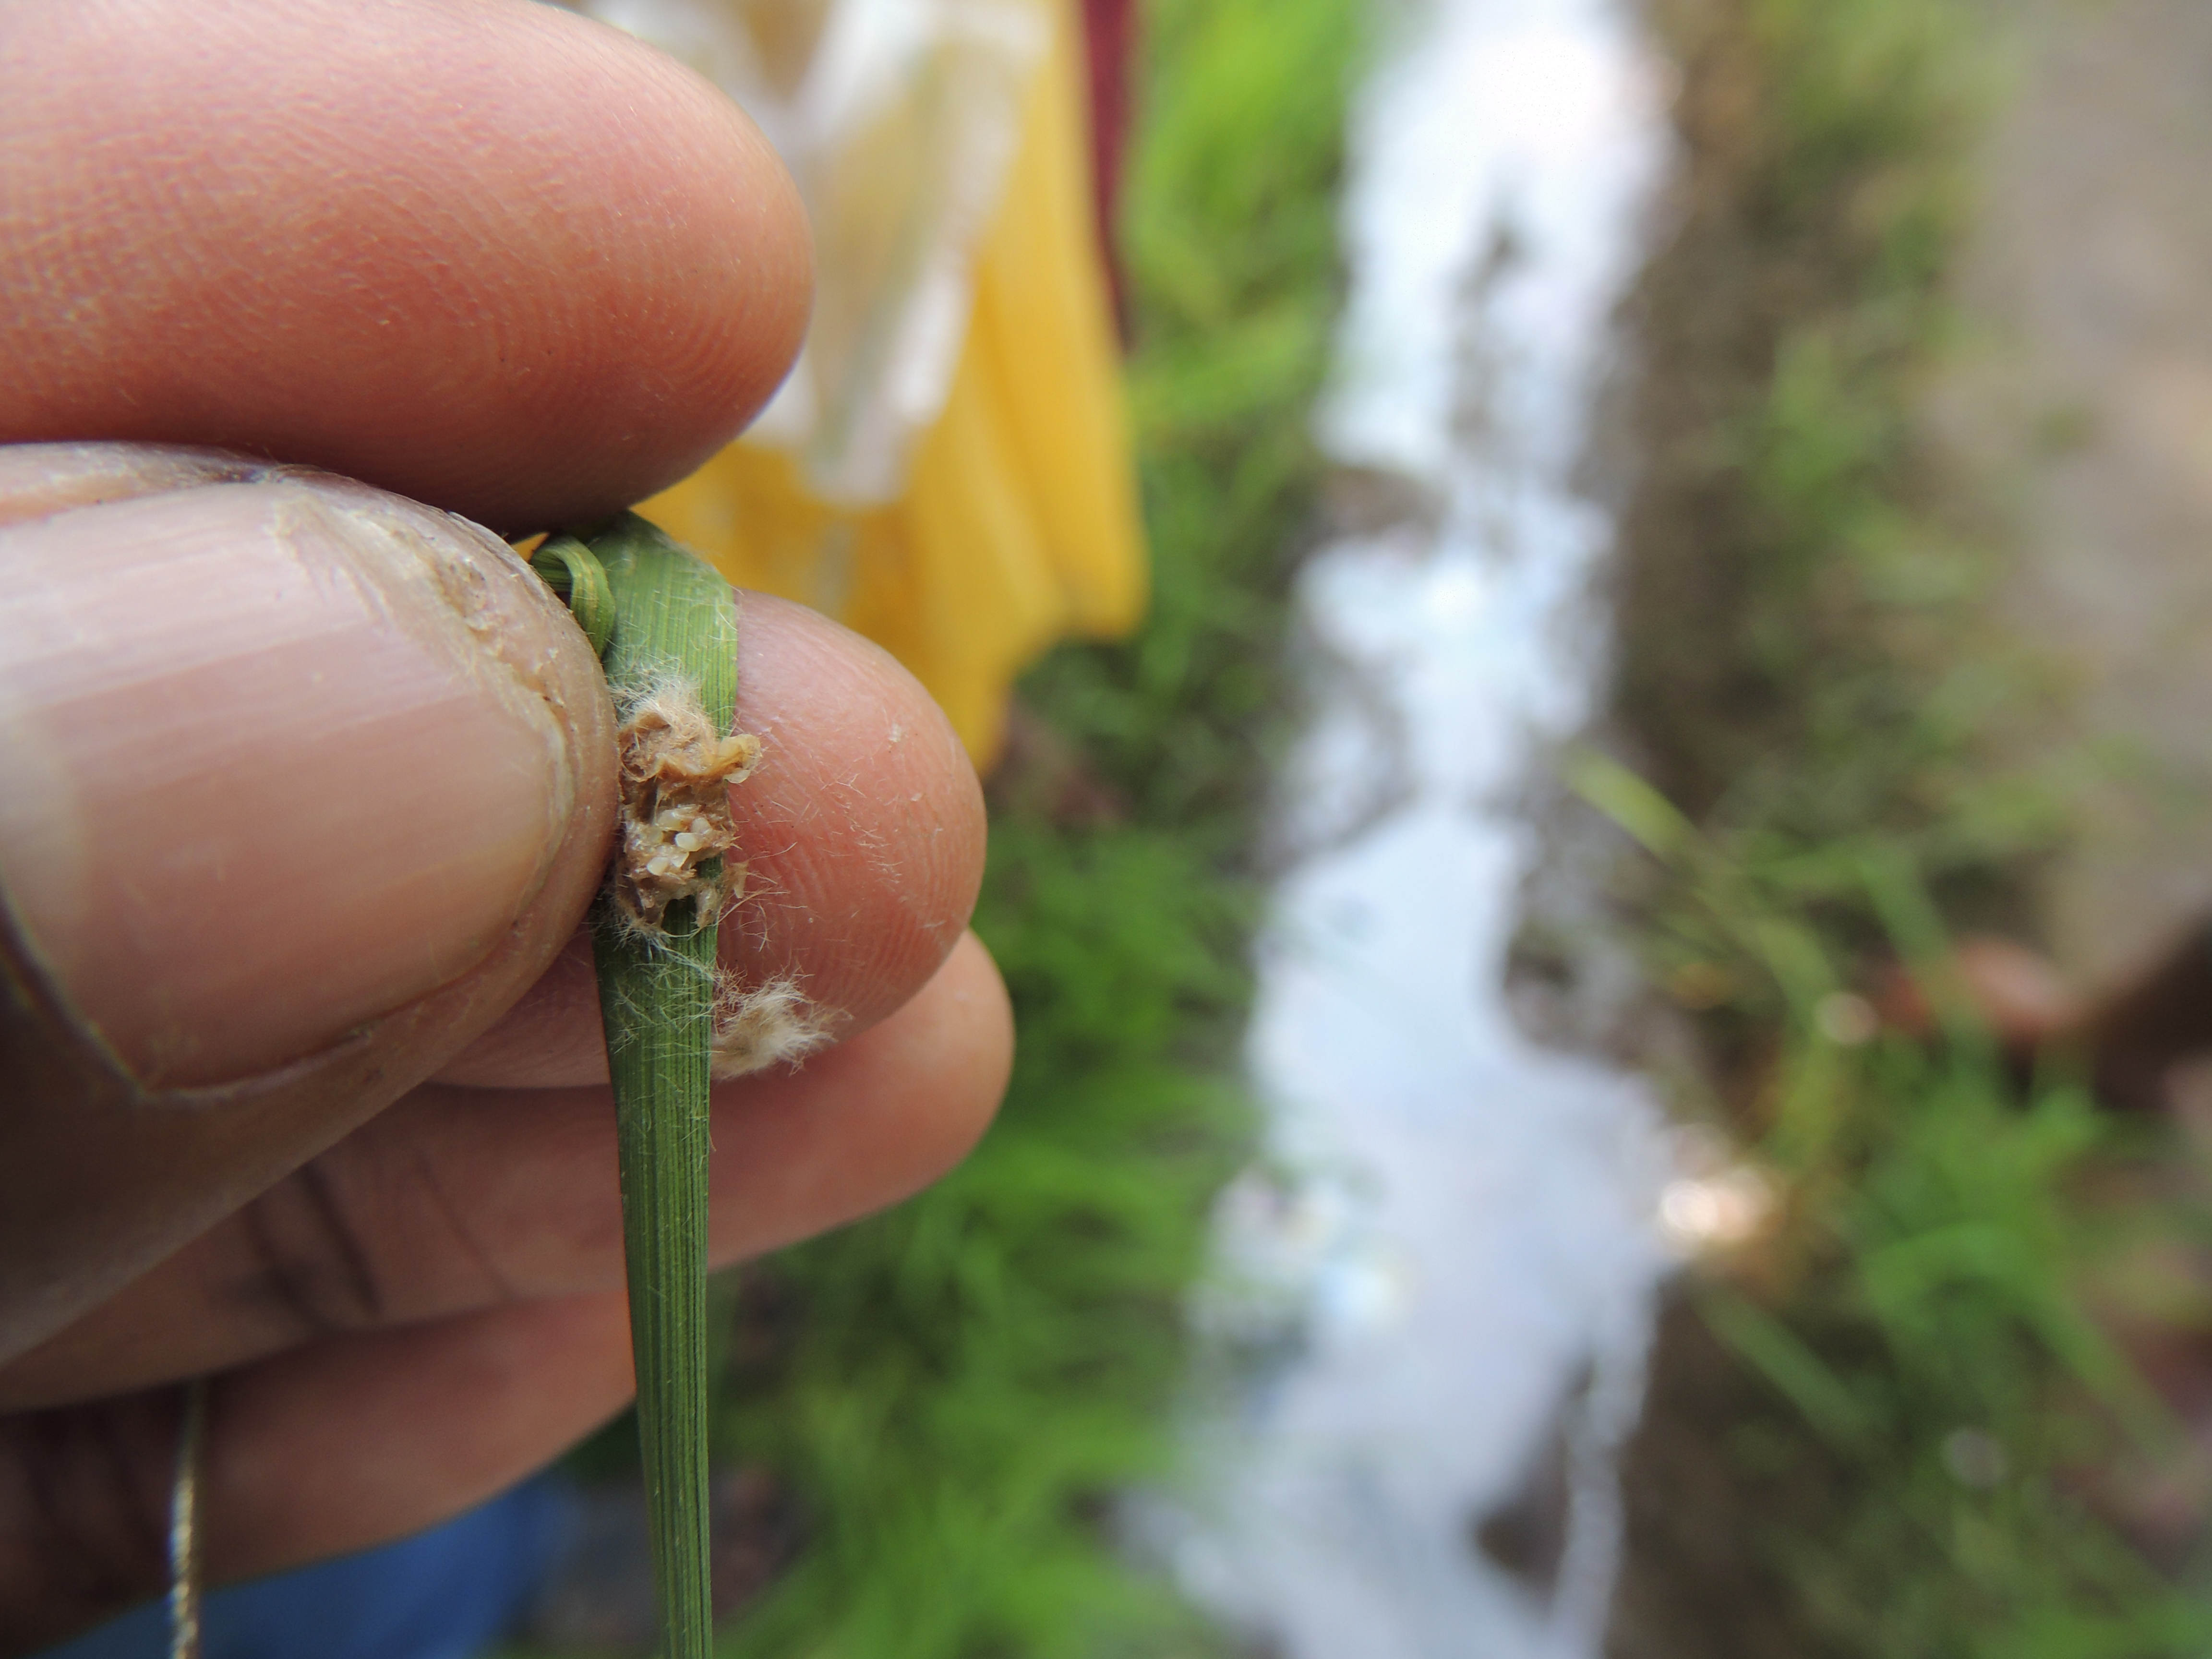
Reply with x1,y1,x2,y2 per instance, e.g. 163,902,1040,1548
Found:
638,0,1145,767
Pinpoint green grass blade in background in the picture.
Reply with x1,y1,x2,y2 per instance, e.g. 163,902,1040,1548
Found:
711,1,1367,1654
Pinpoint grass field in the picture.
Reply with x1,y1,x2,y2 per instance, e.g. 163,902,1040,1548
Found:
685,2,1368,1654
1599,0,2212,1651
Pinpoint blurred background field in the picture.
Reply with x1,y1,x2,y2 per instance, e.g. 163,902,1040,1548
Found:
695,0,1361,1650
529,0,2212,1655
1585,0,2212,1652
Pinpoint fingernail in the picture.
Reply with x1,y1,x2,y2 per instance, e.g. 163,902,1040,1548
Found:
0,460,589,1088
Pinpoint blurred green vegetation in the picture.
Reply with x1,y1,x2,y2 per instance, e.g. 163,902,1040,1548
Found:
700,1,1365,1655
1603,0,2212,1650
1617,0,2062,898
1589,757,2212,1654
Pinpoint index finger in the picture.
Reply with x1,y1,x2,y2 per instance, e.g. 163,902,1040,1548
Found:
0,0,811,532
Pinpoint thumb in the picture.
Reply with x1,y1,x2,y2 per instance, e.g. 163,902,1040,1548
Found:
0,444,615,1362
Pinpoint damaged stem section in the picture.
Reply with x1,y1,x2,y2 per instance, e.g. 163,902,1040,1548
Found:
584,513,754,1659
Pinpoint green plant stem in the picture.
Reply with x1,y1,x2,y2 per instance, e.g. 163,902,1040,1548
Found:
599,901,715,1658
583,513,738,1659
528,532,616,658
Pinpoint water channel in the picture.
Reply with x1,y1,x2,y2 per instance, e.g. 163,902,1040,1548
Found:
1146,3,1689,1652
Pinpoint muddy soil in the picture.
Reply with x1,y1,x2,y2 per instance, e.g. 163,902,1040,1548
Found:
1937,0,2212,988
1590,2,1858,1647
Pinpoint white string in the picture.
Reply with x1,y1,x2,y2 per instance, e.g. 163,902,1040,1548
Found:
168,1375,208,1659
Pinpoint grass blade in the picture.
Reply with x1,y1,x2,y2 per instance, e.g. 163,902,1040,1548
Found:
580,513,743,1659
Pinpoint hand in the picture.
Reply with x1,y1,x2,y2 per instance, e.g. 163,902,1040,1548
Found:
0,2,1011,1650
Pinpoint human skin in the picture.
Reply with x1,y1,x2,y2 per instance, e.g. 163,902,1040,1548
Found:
0,1,1012,1650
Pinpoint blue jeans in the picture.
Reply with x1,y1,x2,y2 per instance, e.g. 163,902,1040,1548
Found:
38,1474,572,1659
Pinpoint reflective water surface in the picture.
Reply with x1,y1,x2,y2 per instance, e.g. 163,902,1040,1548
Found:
1148,4,1685,1653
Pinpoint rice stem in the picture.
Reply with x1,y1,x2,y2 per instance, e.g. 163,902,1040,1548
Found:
564,513,741,1659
